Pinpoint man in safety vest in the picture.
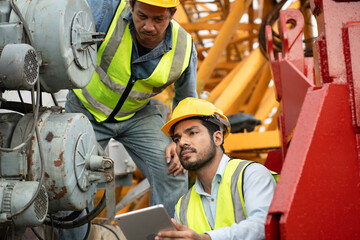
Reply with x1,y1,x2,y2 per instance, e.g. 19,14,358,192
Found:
63,0,197,238
157,98,277,240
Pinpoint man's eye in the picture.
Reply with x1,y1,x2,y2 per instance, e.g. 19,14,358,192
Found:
173,138,179,143
189,131,197,135
154,18,163,23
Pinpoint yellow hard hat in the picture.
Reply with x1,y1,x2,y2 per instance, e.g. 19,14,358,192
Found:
161,97,231,138
137,0,180,8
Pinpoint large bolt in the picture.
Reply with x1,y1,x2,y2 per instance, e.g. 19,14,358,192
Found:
89,156,113,170
103,159,113,169
106,175,113,182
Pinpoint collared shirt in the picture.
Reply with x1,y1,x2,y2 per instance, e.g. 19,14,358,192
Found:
87,0,198,109
174,154,277,240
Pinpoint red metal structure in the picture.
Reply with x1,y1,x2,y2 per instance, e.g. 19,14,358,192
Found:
265,0,360,238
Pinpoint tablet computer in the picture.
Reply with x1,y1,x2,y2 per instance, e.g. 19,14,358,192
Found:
115,204,175,240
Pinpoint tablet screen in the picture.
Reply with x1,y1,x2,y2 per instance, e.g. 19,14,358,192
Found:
116,204,175,240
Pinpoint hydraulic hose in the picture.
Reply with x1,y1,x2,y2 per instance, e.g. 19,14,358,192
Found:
44,193,106,229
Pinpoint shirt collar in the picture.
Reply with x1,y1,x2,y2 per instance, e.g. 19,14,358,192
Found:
124,10,173,50
194,154,231,196
215,154,231,180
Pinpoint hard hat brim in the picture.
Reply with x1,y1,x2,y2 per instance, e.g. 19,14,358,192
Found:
162,113,231,138
161,113,203,137
136,0,180,8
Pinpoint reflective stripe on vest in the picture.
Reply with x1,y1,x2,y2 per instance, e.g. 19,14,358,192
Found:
270,171,279,182
74,1,192,122
177,159,253,234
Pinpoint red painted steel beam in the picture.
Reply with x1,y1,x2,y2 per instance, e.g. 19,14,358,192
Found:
266,9,315,161
265,0,360,238
266,83,360,239
343,21,360,128
278,9,305,74
310,0,360,84
278,60,314,155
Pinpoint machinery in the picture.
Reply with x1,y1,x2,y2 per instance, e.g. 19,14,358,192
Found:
0,0,115,238
0,0,358,238
264,0,360,238
178,0,360,237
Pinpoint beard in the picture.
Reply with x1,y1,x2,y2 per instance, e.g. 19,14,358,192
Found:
179,138,217,171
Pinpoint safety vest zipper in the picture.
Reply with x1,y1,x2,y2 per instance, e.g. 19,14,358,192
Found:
105,76,137,122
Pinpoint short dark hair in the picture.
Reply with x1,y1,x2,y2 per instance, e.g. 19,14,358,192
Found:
172,117,225,152
199,118,225,152
132,0,176,15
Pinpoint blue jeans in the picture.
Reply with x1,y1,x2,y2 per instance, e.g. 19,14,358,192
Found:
65,90,188,215
57,209,89,239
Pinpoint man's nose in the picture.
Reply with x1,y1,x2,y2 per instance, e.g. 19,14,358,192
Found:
143,19,155,31
178,135,190,147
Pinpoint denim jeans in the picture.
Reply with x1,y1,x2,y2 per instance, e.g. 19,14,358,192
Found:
65,90,188,215
57,209,89,239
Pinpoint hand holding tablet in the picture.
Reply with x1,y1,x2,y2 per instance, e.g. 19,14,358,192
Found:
116,204,175,240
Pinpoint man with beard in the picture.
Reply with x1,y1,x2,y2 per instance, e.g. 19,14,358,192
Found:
157,98,277,240
62,0,197,238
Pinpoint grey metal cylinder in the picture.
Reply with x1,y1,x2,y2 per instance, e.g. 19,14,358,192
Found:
0,181,48,226
11,111,98,212
0,112,22,148
9,0,97,92
0,44,38,90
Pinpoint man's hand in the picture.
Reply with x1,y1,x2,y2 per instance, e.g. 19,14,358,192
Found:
165,141,186,176
156,219,211,240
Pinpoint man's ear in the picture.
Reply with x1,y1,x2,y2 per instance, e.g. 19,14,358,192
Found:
170,8,177,20
129,0,134,12
213,131,223,147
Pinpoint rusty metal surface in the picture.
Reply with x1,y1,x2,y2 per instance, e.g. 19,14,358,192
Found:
9,0,97,92
11,111,98,212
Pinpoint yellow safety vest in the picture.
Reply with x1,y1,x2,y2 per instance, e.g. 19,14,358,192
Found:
176,159,278,234
74,0,192,122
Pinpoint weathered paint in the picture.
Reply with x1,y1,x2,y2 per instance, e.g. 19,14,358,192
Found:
54,151,64,167
45,132,54,142
53,186,67,200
